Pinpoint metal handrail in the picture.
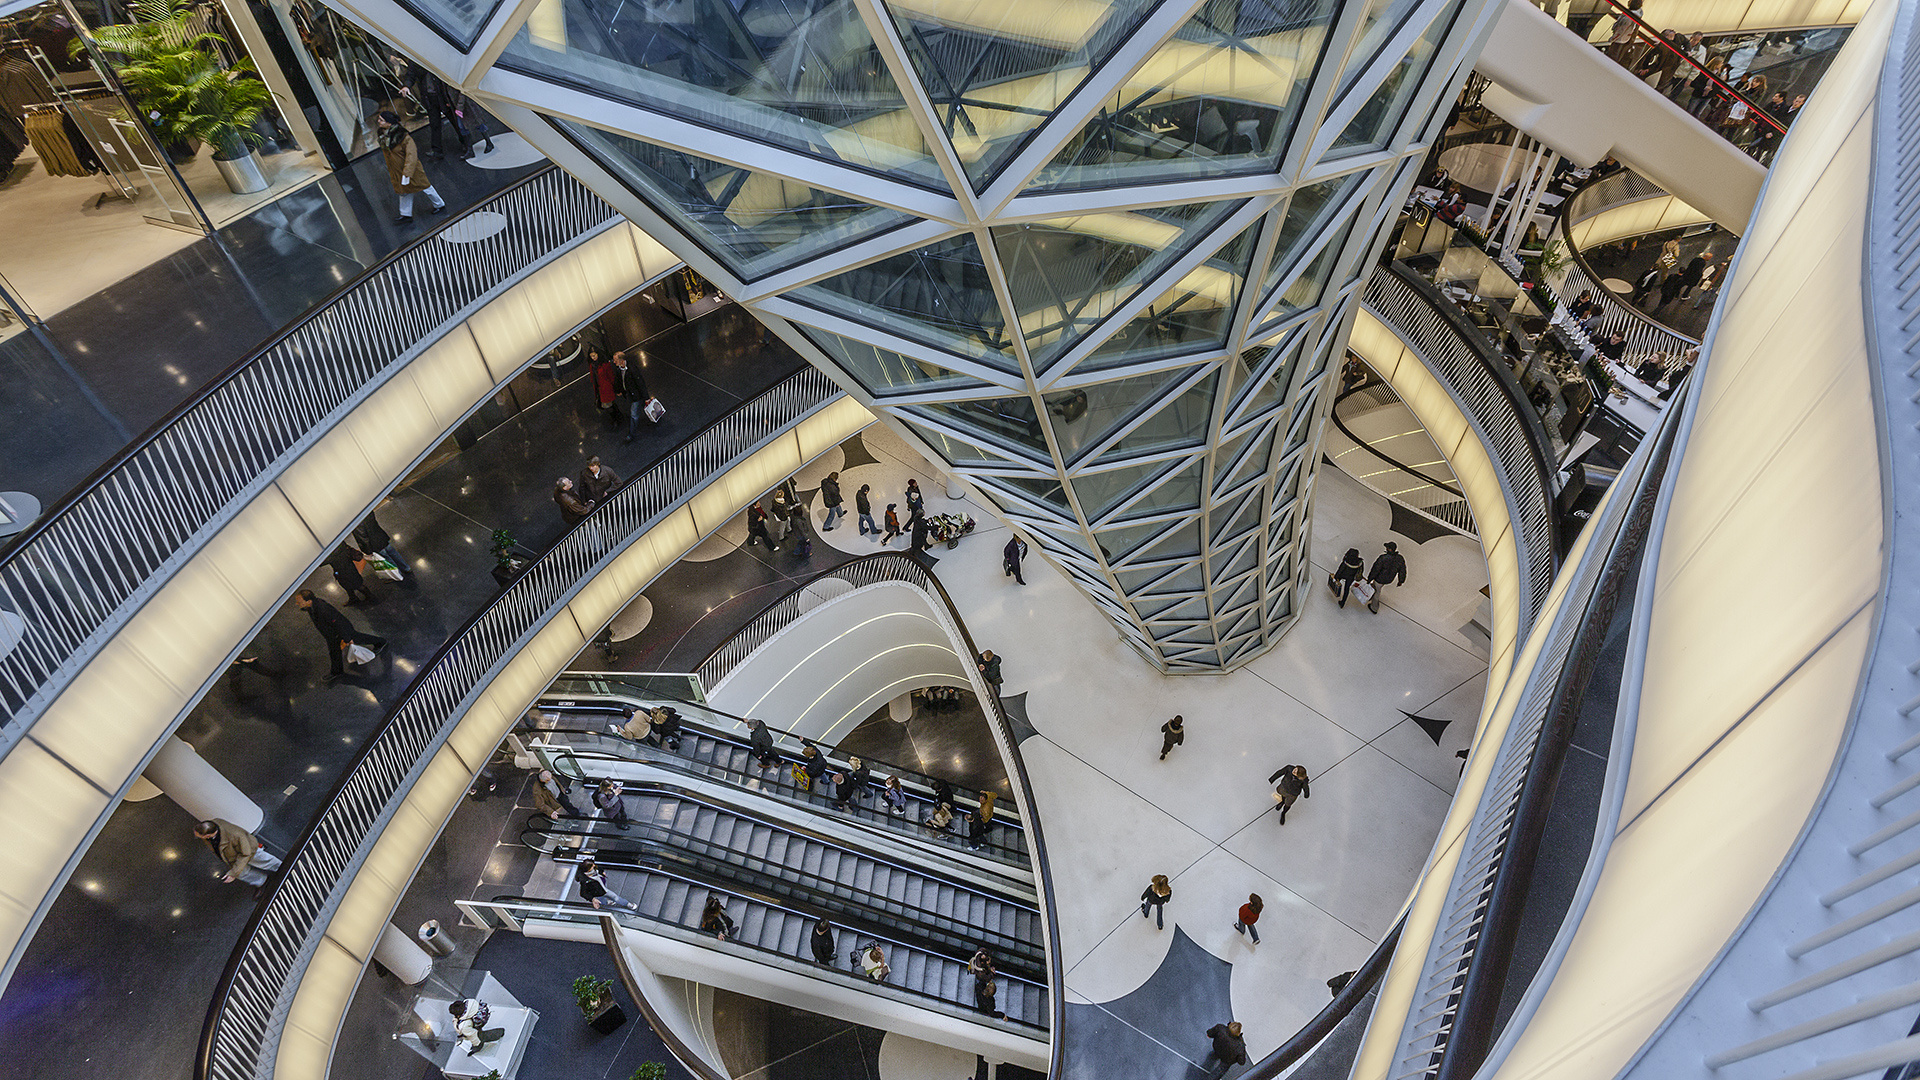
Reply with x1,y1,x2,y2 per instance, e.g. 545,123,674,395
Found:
1549,175,1703,381
1595,0,1789,134
691,551,1071,1075
0,164,621,740
195,367,842,1080
1362,265,1560,629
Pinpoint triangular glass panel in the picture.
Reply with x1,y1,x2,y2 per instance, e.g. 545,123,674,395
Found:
1226,633,1266,663
1115,563,1183,594
1111,458,1206,521
1026,519,1101,560
1330,9,1454,157
1224,607,1260,641
1141,564,1206,595
1225,536,1261,580
1135,519,1204,563
555,119,918,280
503,0,951,191
796,236,1019,371
1160,596,1212,622
1257,175,1363,302
994,200,1245,368
986,473,1074,511
1168,648,1223,667
1102,371,1219,458
1027,0,1344,192
1042,368,1189,460
906,394,1047,457
805,330,994,396
1209,426,1255,488
1079,221,1263,372
1072,458,1180,519
1263,217,1355,322
1268,593,1293,622
1230,336,1307,427
1149,622,1210,644
1133,594,1187,619
899,417,1027,467
1219,423,1279,495
1213,489,1264,543
1222,573,1260,614
1335,0,1426,93
1096,518,1178,562
884,0,1163,190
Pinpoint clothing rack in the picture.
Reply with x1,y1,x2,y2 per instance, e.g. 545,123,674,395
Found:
8,37,140,201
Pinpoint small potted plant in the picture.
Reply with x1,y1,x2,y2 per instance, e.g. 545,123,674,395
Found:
572,974,625,1034
630,1065,667,1080
491,529,530,589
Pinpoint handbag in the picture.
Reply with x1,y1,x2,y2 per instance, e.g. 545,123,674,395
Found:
1352,580,1377,604
643,397,666,423
345,642,376,666
366,556,404,582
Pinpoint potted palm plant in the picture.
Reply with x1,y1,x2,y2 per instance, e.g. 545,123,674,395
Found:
78,0,276,192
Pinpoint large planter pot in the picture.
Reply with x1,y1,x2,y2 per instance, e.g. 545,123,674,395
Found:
586,1000,626,1034
213,134,268,194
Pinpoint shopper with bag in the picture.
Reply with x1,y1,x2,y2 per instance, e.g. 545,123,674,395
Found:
1364,542,1407,613
590,349,620,428
294,589,386,683
325,542,377,605
375,111,445,225
612,350,661,443
353,510,410,579
1328,548,1365,607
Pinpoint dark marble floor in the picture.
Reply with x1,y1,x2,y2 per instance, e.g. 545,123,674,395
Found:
1578,224,1733,341
837,697,1012,800
0,141,546,524
0,298,802,1080
1059,929,1237,1080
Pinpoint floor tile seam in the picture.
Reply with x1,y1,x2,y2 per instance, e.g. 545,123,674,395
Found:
1303,548,1493,661
1027,732,1219,855
741,1024,862,1076
1077,998,1212,1069
1238,666,1392,747
1569,741,1608,763
1212,808,1383,944
410,489,498,535
1357,721,1458,798
1213,738,1371,844
1408,670,1487,717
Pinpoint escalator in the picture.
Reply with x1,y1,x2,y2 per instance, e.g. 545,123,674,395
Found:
532,682,1030,869
523,782,1045,978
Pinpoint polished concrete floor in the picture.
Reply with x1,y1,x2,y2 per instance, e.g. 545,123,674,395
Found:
0,133,545,525
0,298,804,1080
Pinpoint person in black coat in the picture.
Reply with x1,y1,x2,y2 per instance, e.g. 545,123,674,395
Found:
1364,542,1408,613
746,717,779,768
747,504,778,550
1204,1022,1248,1077
1328,548,1364,607
1003,535,1027,585
353,510,409,577
1630,266,1662,307
578,456,619,504
977,650,1003,693
909,510,931,553
856,484,876,536
294,589,386,681
1269,764,1311,825
809,920,836,965
613,350,652,444
326,543,376,605
820,471,845,531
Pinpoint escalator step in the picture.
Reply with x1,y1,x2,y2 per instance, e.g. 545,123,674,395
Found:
817,848,841,881
746,822,771,859
636,876,669,912
765,831,790,864
739,905,768,943
851,861,875,893
903,952,924,987
939,964,958,1001
663,881,690,921
775,914,803,955
799,842,824,877
692,808,716,842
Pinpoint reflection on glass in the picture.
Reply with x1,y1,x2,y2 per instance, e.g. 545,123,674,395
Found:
1228,334,1304,420
907,393,1047,454
1104,370,1218,457
1336,0,1423,92
1262,218,1350,319
989,473,1073,510
558,119,915,279
1041,367,1184,459
1112,457,1205,519
1135,518,1203,561
885,0,1160,189
1030,0,1341,190
1098,518,1175,560
501,0,948,189
804,328,988,394
1080,221,1261,370
1257,174,1362,300
794,235,1017,368
1329,8,1451,155
900,416,1025,464
1073,457,1176,518
993,199,1244,367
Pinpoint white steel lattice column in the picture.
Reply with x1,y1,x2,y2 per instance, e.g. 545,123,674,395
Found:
336,0,1501,671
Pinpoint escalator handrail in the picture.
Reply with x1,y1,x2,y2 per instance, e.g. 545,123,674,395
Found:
541,680,1019,823
485,890,1051,1033
538,739,1032,867
1594,0,1789,133
522,820,1047,977
521,806,1045,964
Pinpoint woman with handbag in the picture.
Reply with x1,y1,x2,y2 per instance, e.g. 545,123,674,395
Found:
375,111,446,225
1328,548,1364,608
326,543,376,605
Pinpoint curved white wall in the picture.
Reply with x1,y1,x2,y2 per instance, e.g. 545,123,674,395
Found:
707,583,971,743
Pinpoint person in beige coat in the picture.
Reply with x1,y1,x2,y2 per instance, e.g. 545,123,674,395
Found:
375,110,446,224
195,818,281,887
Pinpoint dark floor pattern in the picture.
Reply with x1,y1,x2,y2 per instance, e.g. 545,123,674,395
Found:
837,695,1011,799
1061,928,1238,1080
0,299,801,1080
1578,224,1730,341
712,988,886,1080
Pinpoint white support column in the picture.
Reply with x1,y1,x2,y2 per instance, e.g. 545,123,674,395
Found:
377,922,435,985
888,694,914,723
1483,128,1525,229
142,735,263,831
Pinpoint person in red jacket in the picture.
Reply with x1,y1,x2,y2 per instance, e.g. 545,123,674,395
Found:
1234,893,1264,945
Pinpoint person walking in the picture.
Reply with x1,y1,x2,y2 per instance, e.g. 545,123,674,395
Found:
966,803,991,850
591,348,619,428
578,858,640,912
881,775,909,816
408,66,471,158
1003,535,1028,585
612,351,653,444
1328,548,1364,607
904,478,925,517
578,456,619,505
593,779,630,829
1269,764,1311,825
195,818,281,888
796,740,827,791
374,111,445,224
810,920,837,965
745,717,780,768
910,510,931,554
831,769,860,811
1159,715,1185,761
700,896,736,940
1204,1021,1248,1078
554,477,593,528
1365,542,1408,613
853,484,877,537
767,489,792,545
325,542,376,605
1140,874,1173,930
1691,258,1722,309
977,650,1003,694
1233,893,1264,946
847,756,873,799
295,589,385,683
354,510,410,578
533,769,582,819
748,504,778,550
820,471,845,530
1630,264,1663,308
